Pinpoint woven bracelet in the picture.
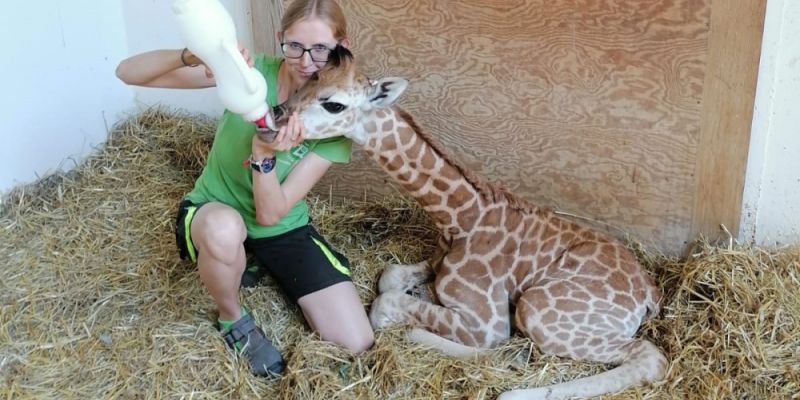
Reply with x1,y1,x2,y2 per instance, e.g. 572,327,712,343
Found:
180,47,200,67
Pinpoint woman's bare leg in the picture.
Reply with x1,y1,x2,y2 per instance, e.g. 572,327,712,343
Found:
190,202,248,321
298,281,374,352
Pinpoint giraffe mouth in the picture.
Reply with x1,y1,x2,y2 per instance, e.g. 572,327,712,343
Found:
255,126,279,143
254,104,289,143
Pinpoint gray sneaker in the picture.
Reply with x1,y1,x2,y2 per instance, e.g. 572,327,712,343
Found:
221,313,284,376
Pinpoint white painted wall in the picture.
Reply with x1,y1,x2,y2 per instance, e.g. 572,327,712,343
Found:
0,1,132,193
740,0,800,247
0,0,253,197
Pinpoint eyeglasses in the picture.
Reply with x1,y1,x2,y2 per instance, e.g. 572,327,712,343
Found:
280,42,334,62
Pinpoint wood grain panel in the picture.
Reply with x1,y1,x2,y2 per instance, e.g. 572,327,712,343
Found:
252,0,764,254
690,0,766,243
328,0,708,252
251,0,284,56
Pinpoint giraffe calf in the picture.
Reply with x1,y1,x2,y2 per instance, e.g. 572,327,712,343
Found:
278,45,668,400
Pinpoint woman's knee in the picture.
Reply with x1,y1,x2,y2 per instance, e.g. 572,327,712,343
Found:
191,204,247,262
324,323,374,353
355,328,376,352
343,324,375,353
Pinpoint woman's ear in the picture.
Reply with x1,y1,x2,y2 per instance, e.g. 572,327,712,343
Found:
276,31,283,44
340,38,351,49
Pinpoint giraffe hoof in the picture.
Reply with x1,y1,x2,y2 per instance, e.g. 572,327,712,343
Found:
369,292,403,330
377,264,412,293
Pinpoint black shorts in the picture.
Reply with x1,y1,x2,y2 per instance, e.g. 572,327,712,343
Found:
174,199,352,303
175,199,204,262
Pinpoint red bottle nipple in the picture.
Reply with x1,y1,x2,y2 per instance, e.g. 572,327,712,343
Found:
255,116,267,128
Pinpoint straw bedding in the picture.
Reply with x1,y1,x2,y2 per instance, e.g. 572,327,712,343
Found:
1,109,798,399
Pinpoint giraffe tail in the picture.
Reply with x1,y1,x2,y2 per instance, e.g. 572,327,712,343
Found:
497,338,667,400
407,328,490,358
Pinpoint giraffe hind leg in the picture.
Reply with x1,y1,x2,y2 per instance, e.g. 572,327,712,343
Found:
498,338,666,400
505,289,667,399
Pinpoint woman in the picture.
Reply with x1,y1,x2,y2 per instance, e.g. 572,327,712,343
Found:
115,0,374,376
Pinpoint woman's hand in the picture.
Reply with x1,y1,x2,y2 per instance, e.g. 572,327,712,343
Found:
251,112,305,158
196,44,254,79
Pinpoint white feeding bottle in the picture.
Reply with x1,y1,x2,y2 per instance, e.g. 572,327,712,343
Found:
172,0,275,130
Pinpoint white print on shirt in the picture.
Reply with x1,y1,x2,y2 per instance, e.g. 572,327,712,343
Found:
277,143,310,167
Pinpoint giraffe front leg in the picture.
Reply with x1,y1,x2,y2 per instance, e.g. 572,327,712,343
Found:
370,290,420,329
378,235,448,296
377,260,434,294
369,290,509,350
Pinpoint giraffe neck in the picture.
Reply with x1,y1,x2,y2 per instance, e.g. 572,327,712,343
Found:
361,107,484,235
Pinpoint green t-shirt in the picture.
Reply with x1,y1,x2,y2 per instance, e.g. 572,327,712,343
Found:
186,55,352,238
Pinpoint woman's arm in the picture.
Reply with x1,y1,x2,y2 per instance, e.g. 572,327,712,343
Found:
252,152,333,226
115,48,216,88
250,113,331,226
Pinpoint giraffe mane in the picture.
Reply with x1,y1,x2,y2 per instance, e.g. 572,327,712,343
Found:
393,107,537,213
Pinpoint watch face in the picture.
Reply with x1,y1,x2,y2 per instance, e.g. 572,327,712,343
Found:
251,156,276,173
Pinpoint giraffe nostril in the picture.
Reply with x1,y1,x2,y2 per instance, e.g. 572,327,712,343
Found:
272,104,286,121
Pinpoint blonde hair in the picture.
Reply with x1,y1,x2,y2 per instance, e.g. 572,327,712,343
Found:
281,0,348,41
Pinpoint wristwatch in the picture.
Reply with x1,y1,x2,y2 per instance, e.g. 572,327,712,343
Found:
247,154,277,173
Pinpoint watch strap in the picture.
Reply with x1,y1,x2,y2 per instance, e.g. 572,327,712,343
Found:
247,154,277,173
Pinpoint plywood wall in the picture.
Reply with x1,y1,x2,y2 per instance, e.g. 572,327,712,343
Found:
253,0,766,254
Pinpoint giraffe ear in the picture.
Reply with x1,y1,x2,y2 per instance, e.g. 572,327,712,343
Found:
368,77,408,108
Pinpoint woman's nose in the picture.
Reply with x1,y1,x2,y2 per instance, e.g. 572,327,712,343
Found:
299,52,313,67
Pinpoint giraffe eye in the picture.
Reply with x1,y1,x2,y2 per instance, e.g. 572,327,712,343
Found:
321,101,347,114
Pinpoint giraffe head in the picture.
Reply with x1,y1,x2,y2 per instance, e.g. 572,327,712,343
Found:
277,46,409,144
